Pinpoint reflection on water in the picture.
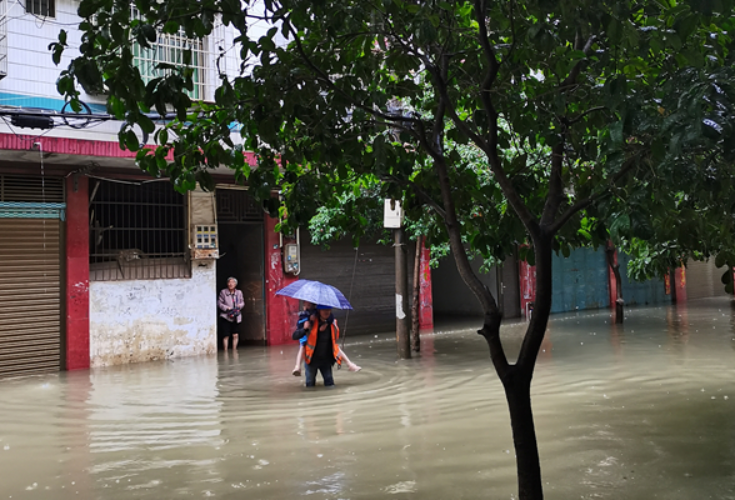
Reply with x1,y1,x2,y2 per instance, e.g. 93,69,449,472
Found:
2,297,735,499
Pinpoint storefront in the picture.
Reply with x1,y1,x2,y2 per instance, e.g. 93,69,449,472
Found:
0,175,65,377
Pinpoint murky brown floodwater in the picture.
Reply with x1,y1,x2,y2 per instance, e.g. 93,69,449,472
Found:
2,298,735,500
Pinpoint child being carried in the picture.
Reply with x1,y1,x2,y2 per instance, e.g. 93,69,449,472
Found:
292,301,361,376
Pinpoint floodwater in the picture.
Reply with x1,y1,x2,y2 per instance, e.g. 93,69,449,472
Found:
2,298,735,500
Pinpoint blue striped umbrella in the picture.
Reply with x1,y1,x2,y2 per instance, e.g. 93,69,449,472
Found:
275,279,353,310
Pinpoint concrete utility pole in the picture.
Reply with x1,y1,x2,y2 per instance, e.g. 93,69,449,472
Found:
385,199,411,359
394,227,411,359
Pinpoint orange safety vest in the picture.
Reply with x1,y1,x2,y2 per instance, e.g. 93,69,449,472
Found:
304,321,341,366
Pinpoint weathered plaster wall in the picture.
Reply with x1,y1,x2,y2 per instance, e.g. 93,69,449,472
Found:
89,261,217,367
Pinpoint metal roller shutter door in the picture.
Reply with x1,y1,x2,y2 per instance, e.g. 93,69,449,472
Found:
686,259,728,300
0,218,62,377
300,238,401,336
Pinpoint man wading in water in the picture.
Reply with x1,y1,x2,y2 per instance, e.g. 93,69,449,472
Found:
293,304,341,387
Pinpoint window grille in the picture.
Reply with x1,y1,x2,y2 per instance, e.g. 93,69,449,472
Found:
131,7,208,101
0,175,64,202
26,0,54,17
89,180,190,281
216,189,263,223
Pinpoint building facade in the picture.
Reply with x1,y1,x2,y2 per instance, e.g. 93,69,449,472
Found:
5,0,720,379
0,0,435,377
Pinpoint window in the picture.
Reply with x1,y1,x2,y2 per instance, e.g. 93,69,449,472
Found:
0,174,63,202
89,180,190,281
131,7,208,100
26,0,54,17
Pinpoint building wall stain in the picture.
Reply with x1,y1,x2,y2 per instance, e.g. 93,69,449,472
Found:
89,263,217,367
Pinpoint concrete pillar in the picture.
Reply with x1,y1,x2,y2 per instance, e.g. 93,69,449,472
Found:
264,212,300,345
418,239,434,332
65,174,90,370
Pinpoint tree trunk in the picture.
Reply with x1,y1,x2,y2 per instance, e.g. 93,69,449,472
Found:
504,372,543,500
411,236,422,352
432,153,546,500
507,234,554,500
669,268,678,304
605,243,624,324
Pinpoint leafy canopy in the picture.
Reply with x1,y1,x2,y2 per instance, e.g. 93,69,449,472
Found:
53,0,735,284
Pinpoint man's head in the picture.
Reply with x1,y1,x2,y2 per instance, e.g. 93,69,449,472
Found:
302,301,314,310
316,304,332,319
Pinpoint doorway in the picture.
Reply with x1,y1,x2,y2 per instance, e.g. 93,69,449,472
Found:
216,189,266,347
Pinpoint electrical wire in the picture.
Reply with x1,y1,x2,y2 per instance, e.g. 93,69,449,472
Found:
0,115,55,141
85,174,170,186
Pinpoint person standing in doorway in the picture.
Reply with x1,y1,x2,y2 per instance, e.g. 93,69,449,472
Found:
218,277,244,351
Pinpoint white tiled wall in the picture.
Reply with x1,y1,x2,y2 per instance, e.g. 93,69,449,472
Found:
0,0,244,144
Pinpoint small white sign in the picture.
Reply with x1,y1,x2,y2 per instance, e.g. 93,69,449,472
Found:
384,199,404,228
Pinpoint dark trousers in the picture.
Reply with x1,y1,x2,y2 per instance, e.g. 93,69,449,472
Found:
304,360,334,387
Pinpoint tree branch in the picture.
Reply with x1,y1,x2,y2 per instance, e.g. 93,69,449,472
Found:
430,150,509,375
547,152,643,234
547,197,594,234
474,0,501,90
478,311,511,380
566,106,607,125
425,60,489,151
474,0,501,148
505,0,518,62
559,35,596,90
432,54,449,145
466,1,541,237
287,23,423,128
383,174,448,221
428,60,539,236
540,141,566,230
540,33,599,233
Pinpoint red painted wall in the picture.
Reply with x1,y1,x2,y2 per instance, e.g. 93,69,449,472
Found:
65,175,90,370
519,259,536,319
264,215,300,345
418,239,434,332
0,133,259,165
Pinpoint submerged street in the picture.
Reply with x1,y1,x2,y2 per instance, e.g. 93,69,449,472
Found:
2,298,735,499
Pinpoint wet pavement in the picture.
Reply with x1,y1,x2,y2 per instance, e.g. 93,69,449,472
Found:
2,297,735,499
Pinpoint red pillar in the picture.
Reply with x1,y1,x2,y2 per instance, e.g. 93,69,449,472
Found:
264,214,300,345
607,246,619,308
418,239,434,332
65,175,90,370
519,259,536,319
674,264,687,303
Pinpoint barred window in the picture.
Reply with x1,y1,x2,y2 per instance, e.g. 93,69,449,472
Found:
131,7,208,100
26,0,54,17
89,180,190,281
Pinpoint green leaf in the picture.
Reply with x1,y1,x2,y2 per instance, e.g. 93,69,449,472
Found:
609,121,624,146
139,115,155,135
196,170,216,191
715,252,728,268
124,130,140,151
